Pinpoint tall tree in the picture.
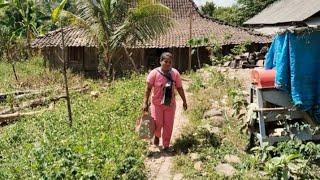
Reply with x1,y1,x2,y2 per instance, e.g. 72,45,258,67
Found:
0,22,23,81
200,2,216,17
237,0,278,23
213,6,242,25
53,0,172,75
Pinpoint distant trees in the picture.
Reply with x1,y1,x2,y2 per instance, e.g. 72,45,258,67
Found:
200,0,278,25
214,6,242,25
0,0,54,59
237,0,278,23
200,2,216,17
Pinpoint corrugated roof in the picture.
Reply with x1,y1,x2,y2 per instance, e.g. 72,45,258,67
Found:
32,0,270,49
245,0,320,25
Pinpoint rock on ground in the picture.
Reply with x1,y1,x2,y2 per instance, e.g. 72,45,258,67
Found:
190,153,200,161
208,116,225,127
194,161,203,172
90,91,100,98
173,173,184,180
203,109,222,119
215,163,237,177
224,155,241,164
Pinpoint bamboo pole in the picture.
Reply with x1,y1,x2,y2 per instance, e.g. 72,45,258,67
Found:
188,11,193,71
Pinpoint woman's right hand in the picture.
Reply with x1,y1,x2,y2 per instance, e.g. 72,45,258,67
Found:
142,103,149,112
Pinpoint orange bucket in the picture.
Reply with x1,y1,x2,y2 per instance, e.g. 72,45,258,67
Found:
251,68,276,89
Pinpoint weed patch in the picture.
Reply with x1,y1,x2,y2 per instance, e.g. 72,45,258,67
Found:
173,66,320,179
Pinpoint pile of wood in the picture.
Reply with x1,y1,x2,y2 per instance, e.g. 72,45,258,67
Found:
225,47,268,69
0,85,90,125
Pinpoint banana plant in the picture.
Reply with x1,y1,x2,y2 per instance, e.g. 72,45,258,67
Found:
0,0,51,58
0,0,9,8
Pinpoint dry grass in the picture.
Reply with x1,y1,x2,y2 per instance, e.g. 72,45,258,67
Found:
0,56,86,92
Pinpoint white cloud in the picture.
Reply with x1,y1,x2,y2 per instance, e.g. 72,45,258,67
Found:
194,0,236,7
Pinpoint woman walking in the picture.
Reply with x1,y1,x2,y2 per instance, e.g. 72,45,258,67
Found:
143,52,187,151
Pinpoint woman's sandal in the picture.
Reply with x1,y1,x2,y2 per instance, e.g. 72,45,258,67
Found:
162,147,175,154
154,136,159,146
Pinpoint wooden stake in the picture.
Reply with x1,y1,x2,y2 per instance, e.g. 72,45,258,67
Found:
188,11,193,71
61,26,73,127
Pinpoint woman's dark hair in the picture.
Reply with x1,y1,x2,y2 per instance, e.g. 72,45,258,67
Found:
160,52,173,61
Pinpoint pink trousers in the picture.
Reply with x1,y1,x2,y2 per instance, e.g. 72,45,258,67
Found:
151,104,176,147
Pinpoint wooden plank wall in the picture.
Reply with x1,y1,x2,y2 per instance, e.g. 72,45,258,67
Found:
42,46,99,72
41,46,211,73
171,47,210,72
44,47,65,70
114,48,146,72
84,47,99,71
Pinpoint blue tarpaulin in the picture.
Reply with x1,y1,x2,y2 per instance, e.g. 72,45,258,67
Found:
265,31,320,122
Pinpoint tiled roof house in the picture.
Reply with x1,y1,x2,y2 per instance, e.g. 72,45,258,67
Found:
32,0,270,72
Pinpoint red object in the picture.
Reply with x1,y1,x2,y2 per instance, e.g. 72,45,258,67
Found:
251,68,276,89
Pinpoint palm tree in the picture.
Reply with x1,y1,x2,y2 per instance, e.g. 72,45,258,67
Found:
53,0,173,74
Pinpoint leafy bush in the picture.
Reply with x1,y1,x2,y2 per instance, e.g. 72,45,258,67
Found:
253,140,320,179
227,88,247,116
194,126,221,148
187,73,206,93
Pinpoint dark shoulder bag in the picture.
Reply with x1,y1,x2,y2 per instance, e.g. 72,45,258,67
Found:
157,69,174,106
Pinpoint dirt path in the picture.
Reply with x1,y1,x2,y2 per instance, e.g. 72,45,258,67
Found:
145,79,191,180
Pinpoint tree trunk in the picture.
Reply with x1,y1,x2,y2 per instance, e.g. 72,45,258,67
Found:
7,48,19,82
112,65,116,81
122,43,138,72
0,108,52,123
26,28,31,60
61,27,73,127
0,85,89,102
0,95,66,115
11,63,18,82
197,47,201,68
106,53,112,78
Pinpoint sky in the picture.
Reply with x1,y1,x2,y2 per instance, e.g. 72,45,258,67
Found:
194,0,236,7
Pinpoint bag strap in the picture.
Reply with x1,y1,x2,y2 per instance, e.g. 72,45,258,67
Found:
156,68,174,82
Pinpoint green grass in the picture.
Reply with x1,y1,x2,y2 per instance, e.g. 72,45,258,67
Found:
0,58,148,179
